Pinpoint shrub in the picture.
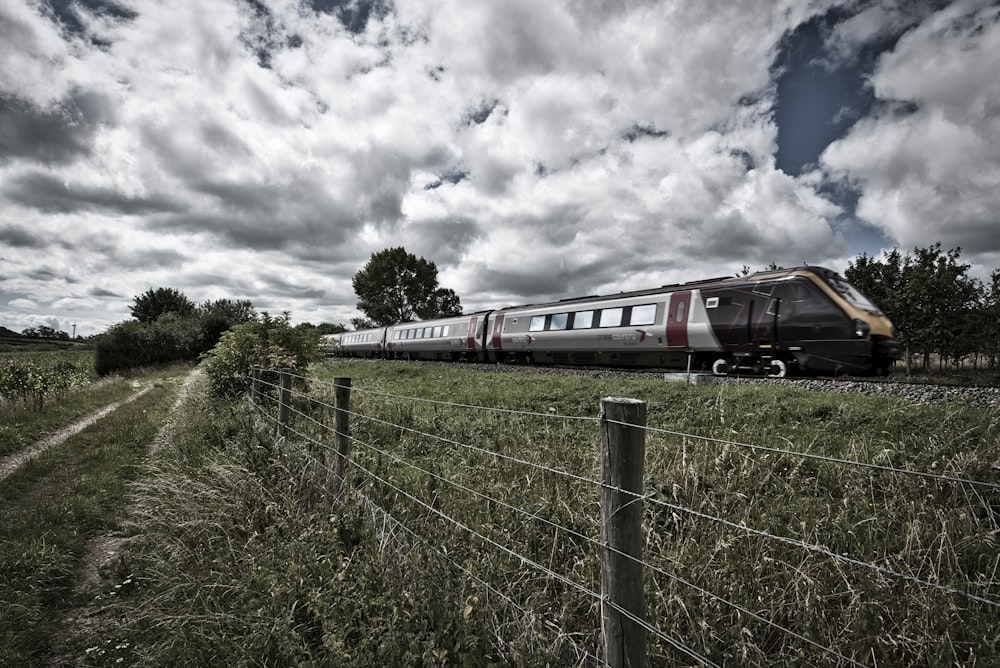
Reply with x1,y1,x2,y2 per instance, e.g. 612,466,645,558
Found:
94,316,201,375
200,312,319,399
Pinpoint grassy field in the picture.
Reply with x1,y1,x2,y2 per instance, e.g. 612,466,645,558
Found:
54,359,999,667
0,365,189,667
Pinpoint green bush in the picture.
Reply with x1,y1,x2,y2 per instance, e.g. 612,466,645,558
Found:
0,357,92,409
200,312,319,399
94,315,201,375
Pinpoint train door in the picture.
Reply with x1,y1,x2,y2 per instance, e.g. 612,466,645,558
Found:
466,316,478,352
385,326,395,355
751,282,778,345
667,291,690,347
490,313,505,361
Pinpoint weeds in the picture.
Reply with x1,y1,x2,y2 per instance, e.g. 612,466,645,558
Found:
70,360,1000,666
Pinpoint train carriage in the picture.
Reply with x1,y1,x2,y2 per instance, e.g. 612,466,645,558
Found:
484,289,712,368
387,312,490,361
319,333,342,356
338,326,386,358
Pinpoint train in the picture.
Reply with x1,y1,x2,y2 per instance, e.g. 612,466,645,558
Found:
322,266,902,377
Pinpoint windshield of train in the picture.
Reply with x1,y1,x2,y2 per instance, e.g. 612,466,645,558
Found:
824,273,883,315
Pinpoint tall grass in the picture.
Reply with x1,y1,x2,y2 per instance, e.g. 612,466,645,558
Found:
0,375,182,666
89,361,999,666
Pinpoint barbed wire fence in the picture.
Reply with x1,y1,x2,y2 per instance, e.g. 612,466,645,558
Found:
246,366,1000,667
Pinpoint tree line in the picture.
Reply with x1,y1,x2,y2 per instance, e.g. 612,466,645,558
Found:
94,289,261,375
845,243,1000,370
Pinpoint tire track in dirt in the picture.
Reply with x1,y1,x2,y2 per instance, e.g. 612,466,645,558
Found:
46,368,201,667
0,384,153,484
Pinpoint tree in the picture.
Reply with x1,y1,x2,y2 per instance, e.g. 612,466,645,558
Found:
352,247,463,325
20,326,70,340
131,287,196,322
846,244,982,369
315,322,348,336
198,298,257,350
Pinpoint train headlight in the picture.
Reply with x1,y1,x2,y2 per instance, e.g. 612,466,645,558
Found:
853,318,871,339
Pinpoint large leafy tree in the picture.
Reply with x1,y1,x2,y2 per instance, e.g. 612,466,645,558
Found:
846,244,982,369
352,247,462,325
198,298,257,350
130,287,196,322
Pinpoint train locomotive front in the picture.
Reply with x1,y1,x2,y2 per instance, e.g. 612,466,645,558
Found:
698,267,900,376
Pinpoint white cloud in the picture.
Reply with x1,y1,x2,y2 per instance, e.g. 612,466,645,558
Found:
822,0,1000,251
13,0,990,337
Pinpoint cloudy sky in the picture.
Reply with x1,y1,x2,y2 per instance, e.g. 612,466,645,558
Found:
2,0,998,336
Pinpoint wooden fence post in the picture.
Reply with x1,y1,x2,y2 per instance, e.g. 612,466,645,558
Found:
250,365,261,403
276,370,292,440
333,378,352,496
600,397,648,668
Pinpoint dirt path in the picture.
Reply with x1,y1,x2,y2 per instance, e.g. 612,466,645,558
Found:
45,368,202,667
0,383,153,484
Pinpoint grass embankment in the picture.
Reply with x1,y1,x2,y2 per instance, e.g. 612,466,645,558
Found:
0,368,187,666
71,361,999,667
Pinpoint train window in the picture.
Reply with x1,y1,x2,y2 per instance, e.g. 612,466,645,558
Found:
630,304,656,326
600,308,623,327
573,310,594,329
825,274,882,314
674,301,686,323
443,325,450,336
550,313,568,330
423,327,432,338
529,315,546,332
433,326,443,337
787,283,809,302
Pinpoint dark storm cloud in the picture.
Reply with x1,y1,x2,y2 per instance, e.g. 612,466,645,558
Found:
0,91,114,165
474,268,571,303
3,171,184,215
152,187,358,253
0,223,45,248
111,247,188,270
469,251,625,306
27,266,68,281
190,178,361,247
405,217,482,265
258,269,327,300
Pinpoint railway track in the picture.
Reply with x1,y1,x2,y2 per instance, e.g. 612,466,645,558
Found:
332,358,1000,408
